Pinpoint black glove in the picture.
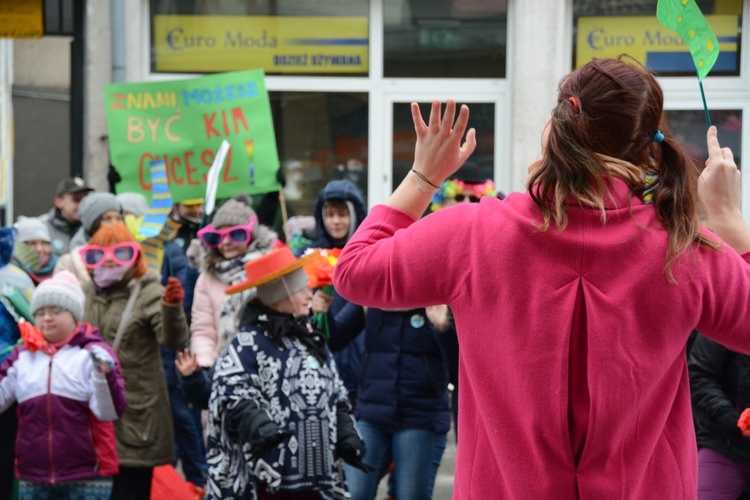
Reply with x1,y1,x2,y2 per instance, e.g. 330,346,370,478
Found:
338,436,373,473
250,419,291,458
336,402,374,473
227,402,291,458
719,411,745,441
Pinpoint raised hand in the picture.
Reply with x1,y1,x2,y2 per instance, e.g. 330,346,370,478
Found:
387,100,478,218
411,100,477,188
699,126,750,253
90,345,115,374
175,348,199,377
163,277,185,305
699,126,741,221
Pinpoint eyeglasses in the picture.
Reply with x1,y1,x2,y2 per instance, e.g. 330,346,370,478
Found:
33,306,67,319
78,242,140,269
454,194,481,203
198,216,257,248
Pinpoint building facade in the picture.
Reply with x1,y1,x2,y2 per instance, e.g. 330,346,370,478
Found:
6,0,750,221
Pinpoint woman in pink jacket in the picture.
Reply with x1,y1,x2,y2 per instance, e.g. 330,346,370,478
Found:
334,57,750,499
189,195,278,367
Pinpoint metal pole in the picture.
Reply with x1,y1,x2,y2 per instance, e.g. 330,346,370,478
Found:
70,0,86,178
0,40,13,225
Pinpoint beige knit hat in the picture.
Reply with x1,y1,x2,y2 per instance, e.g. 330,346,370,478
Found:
211,194,256,230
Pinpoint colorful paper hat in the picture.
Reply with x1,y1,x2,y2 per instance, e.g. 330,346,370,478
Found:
225,247,320,295
178,198,205,205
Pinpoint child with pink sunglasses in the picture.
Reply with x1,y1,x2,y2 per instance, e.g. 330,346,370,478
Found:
187,194,279,368
80,223,188,499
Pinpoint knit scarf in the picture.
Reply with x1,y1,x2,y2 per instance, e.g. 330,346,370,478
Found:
240,303,328,364
214,253,256,359
12,254,58,284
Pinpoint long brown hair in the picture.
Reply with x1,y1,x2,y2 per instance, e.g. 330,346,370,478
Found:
527,56,719,282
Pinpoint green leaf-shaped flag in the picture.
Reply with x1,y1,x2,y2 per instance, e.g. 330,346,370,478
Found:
656,0,720,81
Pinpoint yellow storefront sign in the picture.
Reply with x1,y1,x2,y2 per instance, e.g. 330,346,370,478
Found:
0,0,43,39
576,15,738,74
154,15,369,74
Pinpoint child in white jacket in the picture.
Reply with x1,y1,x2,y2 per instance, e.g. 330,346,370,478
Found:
0,271,127,499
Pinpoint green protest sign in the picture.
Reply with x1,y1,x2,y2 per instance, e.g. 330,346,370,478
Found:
104,69,281,203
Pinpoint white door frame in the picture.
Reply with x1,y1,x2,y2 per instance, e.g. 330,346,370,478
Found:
370,89,511,209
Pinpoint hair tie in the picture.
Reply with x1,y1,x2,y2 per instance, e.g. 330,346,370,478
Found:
568,97,580,111
653,130,664,143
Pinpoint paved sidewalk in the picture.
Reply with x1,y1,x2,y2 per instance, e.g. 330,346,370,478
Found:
432,430,456,500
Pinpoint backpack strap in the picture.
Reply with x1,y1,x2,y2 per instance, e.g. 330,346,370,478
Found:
112,278,143,353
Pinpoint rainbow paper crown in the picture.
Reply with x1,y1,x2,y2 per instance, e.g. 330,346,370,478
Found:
430,179,497,211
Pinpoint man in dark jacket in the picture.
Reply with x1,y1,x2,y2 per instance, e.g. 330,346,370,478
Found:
165,199,207,488
689,333,750,498
170,199,203,323
38,177,93,256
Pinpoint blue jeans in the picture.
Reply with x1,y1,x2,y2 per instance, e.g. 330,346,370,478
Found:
169,385,207,487
162,347,207,487
19,479,112,500
344,420,447,500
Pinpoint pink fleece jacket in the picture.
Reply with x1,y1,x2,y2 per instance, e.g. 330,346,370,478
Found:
334,179,750,499
190,271,227,367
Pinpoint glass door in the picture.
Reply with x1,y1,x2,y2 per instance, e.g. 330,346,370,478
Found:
372,92,510,208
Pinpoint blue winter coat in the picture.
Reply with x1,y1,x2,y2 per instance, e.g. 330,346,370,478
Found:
0,228,30,365
356,308,451,434
309,179,368,250
160,240,188,288
159,240,189,389
0,306,19,366
327,293,366,394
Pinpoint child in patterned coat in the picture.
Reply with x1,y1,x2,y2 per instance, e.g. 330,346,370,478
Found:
204,247,368,500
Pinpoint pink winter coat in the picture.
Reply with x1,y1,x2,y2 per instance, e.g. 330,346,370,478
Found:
334,179,750,499
190,272,227,367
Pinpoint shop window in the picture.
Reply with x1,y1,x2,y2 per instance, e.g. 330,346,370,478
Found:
391,101,495,191
573,0,742,77
663,109,742,170
384,0,507,78
149,0,369,75
270,92,368,218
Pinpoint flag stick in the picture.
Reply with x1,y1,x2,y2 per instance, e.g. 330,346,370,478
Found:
278,189,291,243
698,80,712,128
